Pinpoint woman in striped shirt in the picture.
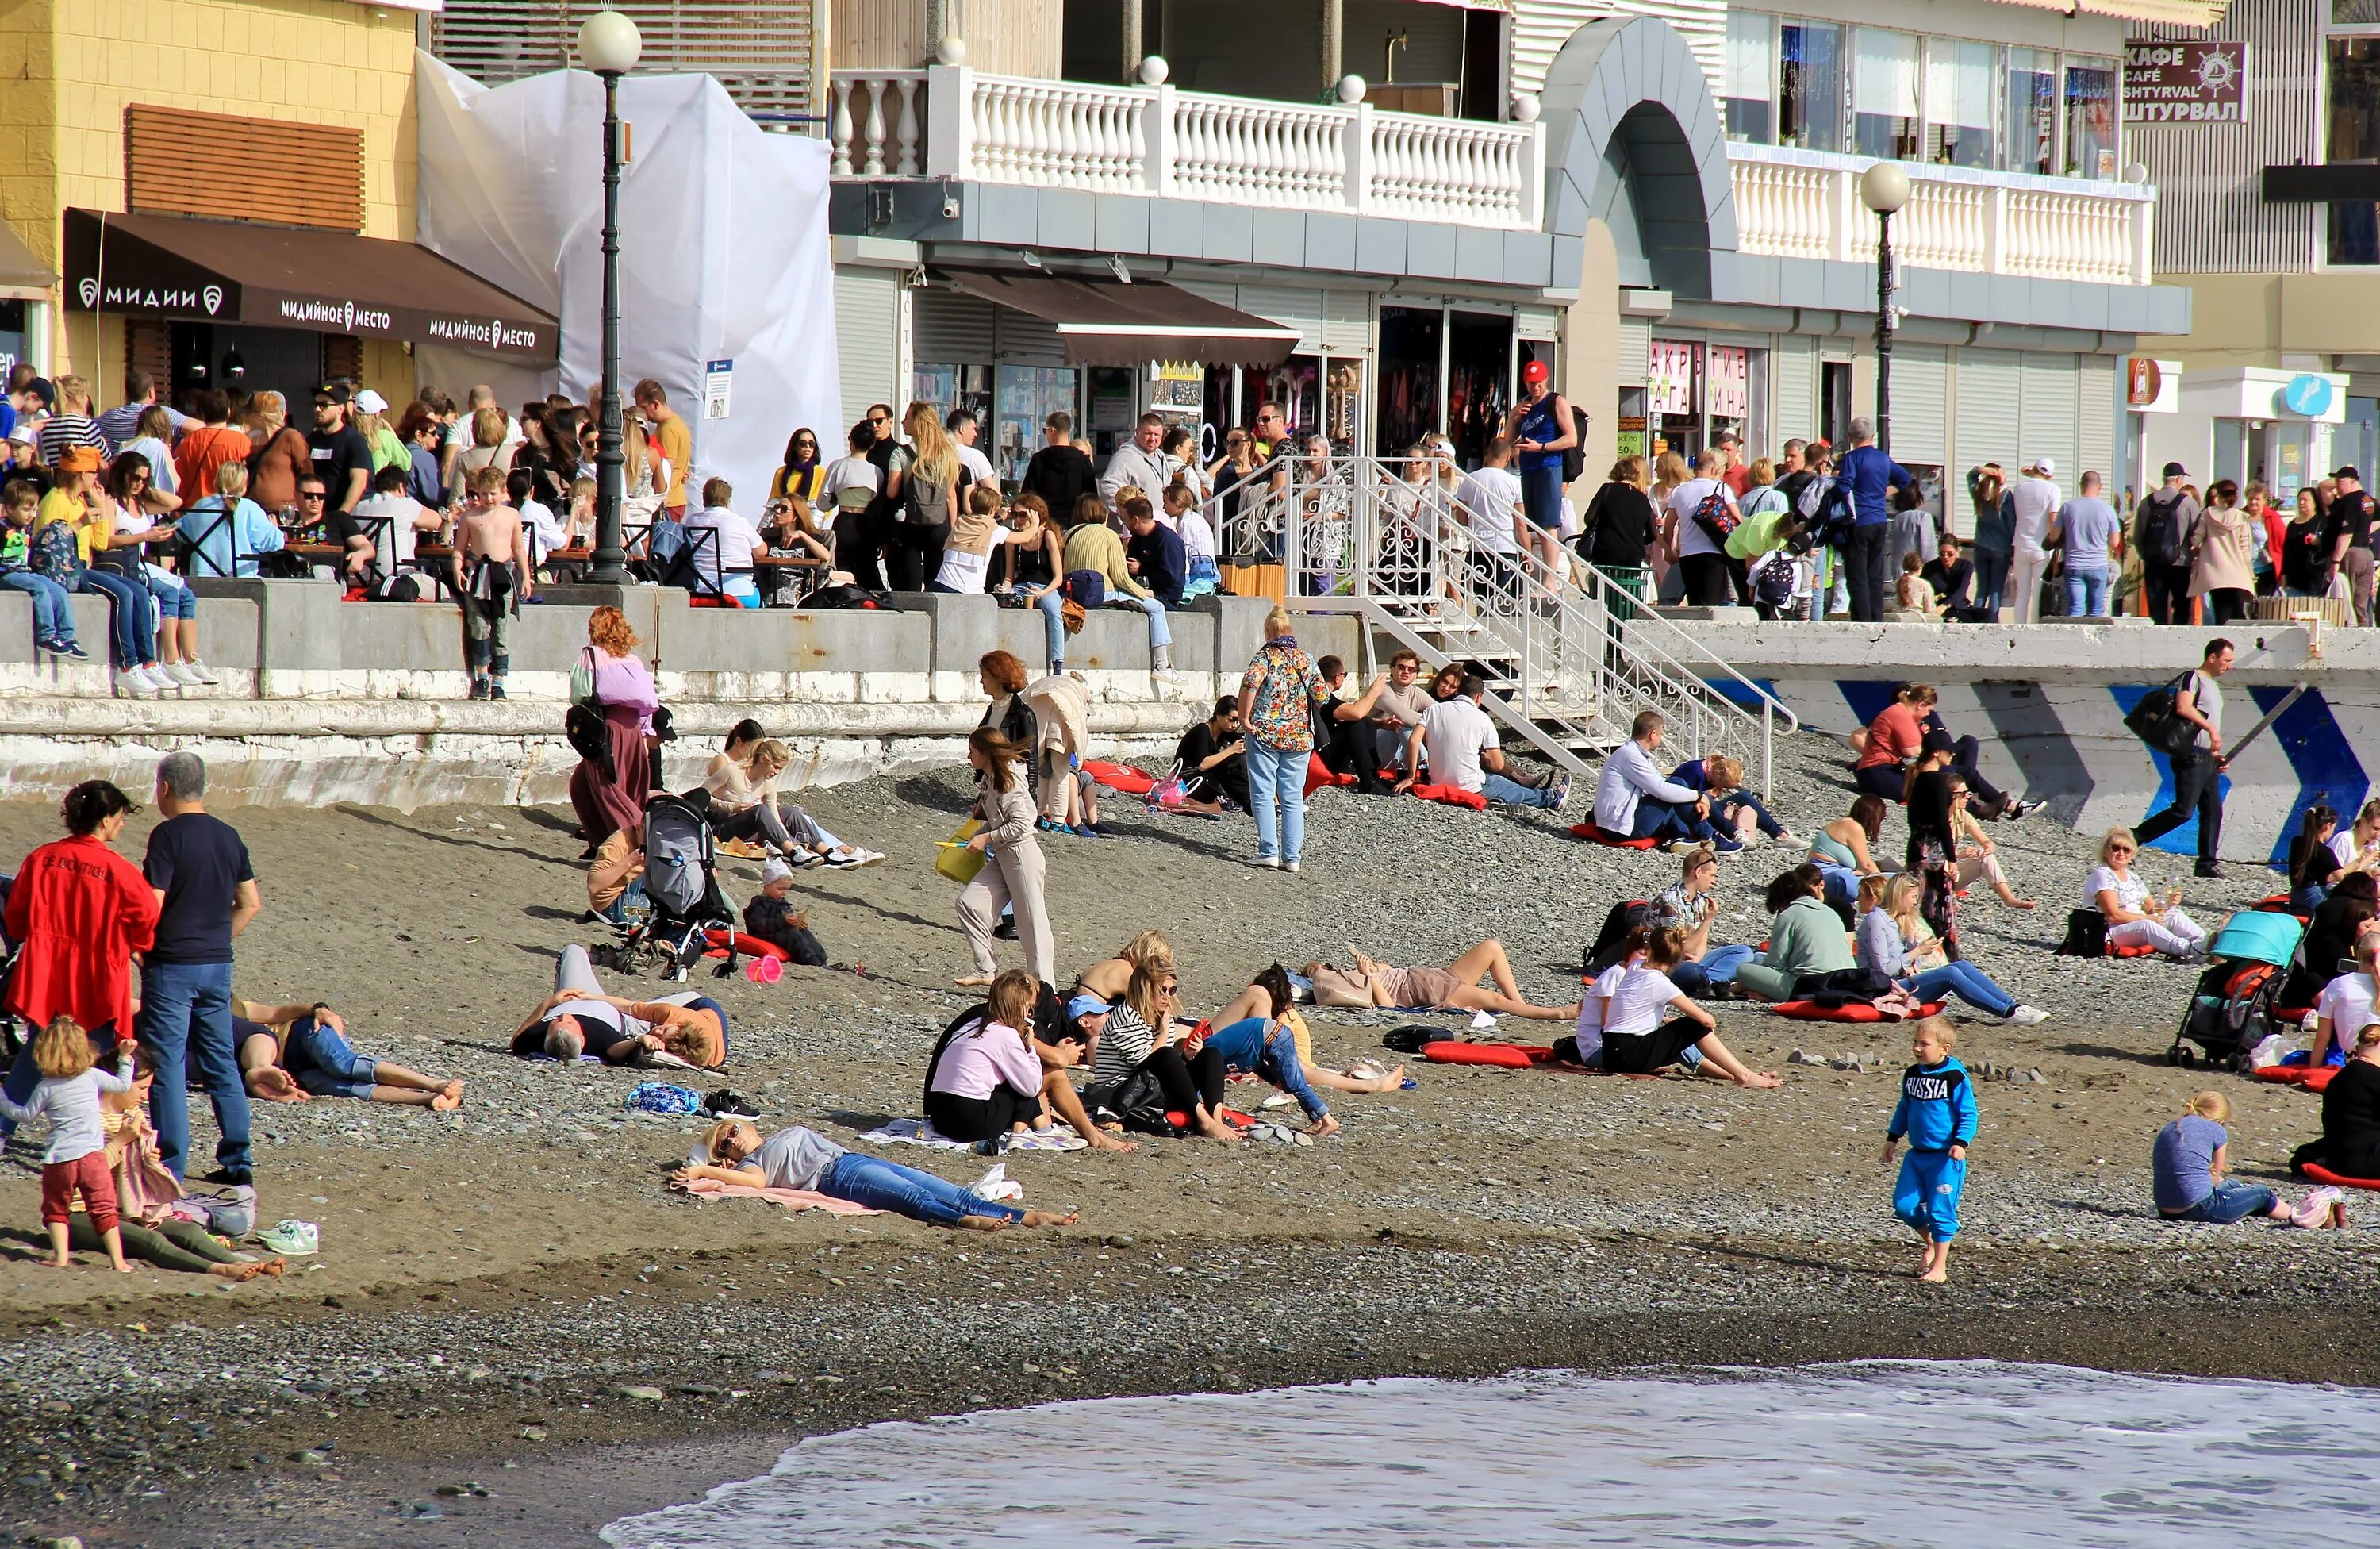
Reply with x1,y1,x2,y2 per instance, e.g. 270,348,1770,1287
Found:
1081,962,1238,1142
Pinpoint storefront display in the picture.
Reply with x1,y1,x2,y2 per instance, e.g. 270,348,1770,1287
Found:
995,365,1077,482
1446,312,1513,467
1376,305,1442,455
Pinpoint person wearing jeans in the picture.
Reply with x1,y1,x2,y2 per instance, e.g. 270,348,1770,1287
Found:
1859,874,2047,1023
678,1120,1046,1227
0,566,82,655
1483,771,1564,809
138,753,260,1182
1835,420,1914,624
1593,709,1731,851
1236,608,1330,871
816,1151,1027,1224
1198,1014,1336,1136
2129,639,2233,879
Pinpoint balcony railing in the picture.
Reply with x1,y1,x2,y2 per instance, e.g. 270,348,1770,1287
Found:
829,66,1544,231
1729,144,2155,285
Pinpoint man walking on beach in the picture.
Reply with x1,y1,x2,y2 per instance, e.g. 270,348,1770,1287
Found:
140,752,262,1183
2132,637,2235,879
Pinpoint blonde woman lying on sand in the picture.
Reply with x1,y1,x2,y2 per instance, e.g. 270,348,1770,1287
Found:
1301,940,1581,1021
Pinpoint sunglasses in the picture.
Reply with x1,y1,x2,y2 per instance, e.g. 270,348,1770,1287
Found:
299,491,327,501
2109,844,2136,855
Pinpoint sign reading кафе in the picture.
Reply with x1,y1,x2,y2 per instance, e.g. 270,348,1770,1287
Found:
2123,41,2249,125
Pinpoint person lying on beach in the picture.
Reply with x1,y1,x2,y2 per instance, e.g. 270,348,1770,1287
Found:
1214,966,1406,1094
925,970,1135,1152
674,1120,1077,1230
512,944,728,1068
1299,940,1579,1021
1074,961,1239,1143
1072,929,1172,1004
1566,926,1780,1086
233,998,463,1109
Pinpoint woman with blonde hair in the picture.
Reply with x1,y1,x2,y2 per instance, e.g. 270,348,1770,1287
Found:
677,1113,1079,1228
1237,605,1330,872
1856,873,2044,1020
1650,448,1691,601
886,399,961,590
567,605,658,863
1576,453,1659,580
2085,826,2208,957
459,406,515,478
1073,930,1172,1003
955,728,1054,987
701,726,883,872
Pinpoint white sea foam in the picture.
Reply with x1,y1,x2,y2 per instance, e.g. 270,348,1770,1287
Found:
603,1360,2380,1548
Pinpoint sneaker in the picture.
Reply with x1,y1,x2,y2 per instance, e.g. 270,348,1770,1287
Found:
1284,859,1301,874
469,678,490,700
161,662,204,686
2007,799,2048,822
115,667,159,698
2194,863,2223,880
489,682,509,701
823,850,865,869
201,1166,255,1187
1036,817,1066,833
2005,1005,2051,1025
1547,781,1571,812
1071,824,1104,840
992,917,1019,941
789,848,827,870
847,848,886,867
181,657,220,684
1154,667,1184,686
1710,836,1746,855
137,663,180,692
1082,823,1116,839
1247,855,1280,870
47,637,90,662
1772,831,1808,849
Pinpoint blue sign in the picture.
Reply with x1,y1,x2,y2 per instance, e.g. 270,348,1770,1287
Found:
2283,372,2335,417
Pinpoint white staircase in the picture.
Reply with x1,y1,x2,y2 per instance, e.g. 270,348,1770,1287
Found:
1220,454,1795,790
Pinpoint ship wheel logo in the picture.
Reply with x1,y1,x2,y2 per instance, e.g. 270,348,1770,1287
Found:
2194,48,2240,96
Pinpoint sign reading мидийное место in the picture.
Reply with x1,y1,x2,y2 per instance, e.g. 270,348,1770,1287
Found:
2123,41,2249,125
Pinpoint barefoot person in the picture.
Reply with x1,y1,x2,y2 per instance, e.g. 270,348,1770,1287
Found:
674,1119,1078,1231
1302,940,1580,1021
232,997,463,1109
1595,928,1782,1087
1882,1017,1975,1283
926,971,1135,1153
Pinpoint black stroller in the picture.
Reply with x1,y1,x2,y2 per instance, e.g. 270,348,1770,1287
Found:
600,793,739,982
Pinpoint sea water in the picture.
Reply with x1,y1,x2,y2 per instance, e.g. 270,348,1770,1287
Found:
602,1361,2380,1548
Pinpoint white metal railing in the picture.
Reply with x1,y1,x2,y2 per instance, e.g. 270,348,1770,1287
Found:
1728,143,2155,285
830,66,1543,231
1213,455,1795,790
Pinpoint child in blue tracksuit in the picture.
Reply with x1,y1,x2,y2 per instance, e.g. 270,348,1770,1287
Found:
1881,1016,1977,1283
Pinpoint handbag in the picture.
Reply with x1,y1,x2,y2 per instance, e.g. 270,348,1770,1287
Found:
936,819,988,884
1146,761,1189,813
2123,669,2201,759
570,645,598,709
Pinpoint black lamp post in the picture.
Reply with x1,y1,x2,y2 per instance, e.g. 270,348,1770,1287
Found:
1859,162,1911,455
578,9,643,586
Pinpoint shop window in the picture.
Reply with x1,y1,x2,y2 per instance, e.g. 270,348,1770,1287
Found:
1925,40,1996,169
2062,55,2118,179
1445,313,1513,468
2339,0,2380,21
2328,39,2380,263
1821,361,1852,448
1725,13,1775,144
1376,305,1444,457
0,299,26,381
2006,48,2058,177
995,366,1077,482
1854,29,1922,161
1648,338,1702,461
1779,22,1844,152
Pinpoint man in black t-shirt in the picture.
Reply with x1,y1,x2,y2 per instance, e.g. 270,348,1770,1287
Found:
1174,696,1250,813
1022,410,1094,517
137,752,263,1184
1921,535,1976,617
2325,467,2377,626
307,385,374,516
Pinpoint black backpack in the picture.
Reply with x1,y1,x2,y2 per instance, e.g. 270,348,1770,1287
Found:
902,462,953,531
2136,491,2186,568
1560,404,1590,483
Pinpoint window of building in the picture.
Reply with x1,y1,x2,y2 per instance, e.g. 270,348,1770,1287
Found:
2329,37,2380,263
2062,55,2118,179
1779,21,1845,152
1926,39,1997,168
1725,12,1776,144
1854,29,1922,161
2006,48,2059,177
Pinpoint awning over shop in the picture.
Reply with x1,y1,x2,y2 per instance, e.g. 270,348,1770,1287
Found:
942,270,1300,369
0,217,53,297
62,208,557,363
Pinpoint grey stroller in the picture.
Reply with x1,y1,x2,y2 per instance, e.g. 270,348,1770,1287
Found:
602,792,739,982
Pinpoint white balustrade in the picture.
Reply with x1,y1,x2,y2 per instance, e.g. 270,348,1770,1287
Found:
1729,143,2152,284
828,67,1543,231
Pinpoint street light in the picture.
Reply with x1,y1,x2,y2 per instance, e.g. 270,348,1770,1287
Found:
578,8,642,586
1859,161,1910,456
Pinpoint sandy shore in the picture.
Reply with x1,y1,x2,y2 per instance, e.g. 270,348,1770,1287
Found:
0,735,2370,1546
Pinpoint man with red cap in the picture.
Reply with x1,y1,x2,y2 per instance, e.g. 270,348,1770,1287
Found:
1503,357,1576,587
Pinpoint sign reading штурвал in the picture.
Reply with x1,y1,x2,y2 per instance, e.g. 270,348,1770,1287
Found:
2124,41,2248,125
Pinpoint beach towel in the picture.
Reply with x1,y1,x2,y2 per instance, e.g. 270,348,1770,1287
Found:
678,1176,877,1215
2258,1064,2340,1092
1408,782,1488,810
1772,999,1947,1023
1422,1040,1559,1068
1081,759,1155,795
1568,820,1660,849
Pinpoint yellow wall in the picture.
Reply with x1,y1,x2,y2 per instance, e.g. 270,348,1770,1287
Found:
2143,272,2380,371
0,0,419,389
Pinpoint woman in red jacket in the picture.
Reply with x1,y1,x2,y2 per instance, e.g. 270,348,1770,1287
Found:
4,781,158,1109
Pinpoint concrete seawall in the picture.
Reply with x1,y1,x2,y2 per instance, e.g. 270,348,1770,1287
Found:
1678,617,2374,866
0,585,1358,812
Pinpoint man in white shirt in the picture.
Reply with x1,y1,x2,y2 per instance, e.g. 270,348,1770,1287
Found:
2004,455,2062,624
1455,436,1525,563
1098,412,1172,509
1398,674,1568,809
684,475,766,609
1662,448,1741,606
1591,709,1732,850
353,464,440,582
946,408,997,489
508,467,566,571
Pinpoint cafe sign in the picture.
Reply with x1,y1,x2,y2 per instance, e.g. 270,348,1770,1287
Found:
2123,41,2248,125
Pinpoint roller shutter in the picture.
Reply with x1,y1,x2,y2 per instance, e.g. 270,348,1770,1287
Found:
1772,335,1815,446
1617,316,1650,386
1324,290,1376,354
834,267,901,429
2020,352,2080,482
1952,346,2022,476
993,308,1067,369
1234,285,1325,355
912,289,997,367
1888,342,1949,466
2076,354,2119,486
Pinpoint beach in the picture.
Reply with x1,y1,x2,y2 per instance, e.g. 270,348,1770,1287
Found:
2,735,2374,1547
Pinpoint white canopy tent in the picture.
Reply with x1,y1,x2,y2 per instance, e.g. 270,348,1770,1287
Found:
413,52,839,507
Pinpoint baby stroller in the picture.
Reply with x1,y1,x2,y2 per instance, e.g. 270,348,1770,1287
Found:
602,793,738,982
2168,907,2306,1072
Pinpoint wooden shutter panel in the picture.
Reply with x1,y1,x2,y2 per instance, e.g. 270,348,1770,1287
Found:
125,106,364,233
125,320,171,395
321,334,364,386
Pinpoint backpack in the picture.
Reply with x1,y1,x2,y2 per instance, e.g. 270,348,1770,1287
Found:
2136,491,2186,568
2056,907,2111,957
29,520,80,584
1560,404,1590,483
902,461,953,530
1691,487,1739,544
1752,553,1797,612
1798,478,1856,549
1061,567,1107,610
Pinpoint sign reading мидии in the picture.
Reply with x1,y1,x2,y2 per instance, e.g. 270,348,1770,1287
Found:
2123,41,2248,125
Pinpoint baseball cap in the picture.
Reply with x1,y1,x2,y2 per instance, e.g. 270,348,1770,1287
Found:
1065,991,1110,1026
761,855,795,886
1521,359,1550,385
355,388,390,415
316,383,351,406
4,424,32,446
2337,465,2363,482
2028,455,2055,476
2162,460,2187,479
25,377,53,408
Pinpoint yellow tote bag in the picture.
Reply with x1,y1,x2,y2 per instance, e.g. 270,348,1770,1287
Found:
935,819,987,884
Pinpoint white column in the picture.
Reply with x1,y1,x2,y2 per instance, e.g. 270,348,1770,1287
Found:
2131,194,2155,285
1983,184,2008,275
925,65,974,180
1829,168,1856,264
1146,83,1177,197
1345,102,1374,213
1518,121,1545,232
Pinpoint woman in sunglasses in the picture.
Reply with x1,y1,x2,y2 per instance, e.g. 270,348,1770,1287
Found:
2086,826,2208,958
99,453,215,685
